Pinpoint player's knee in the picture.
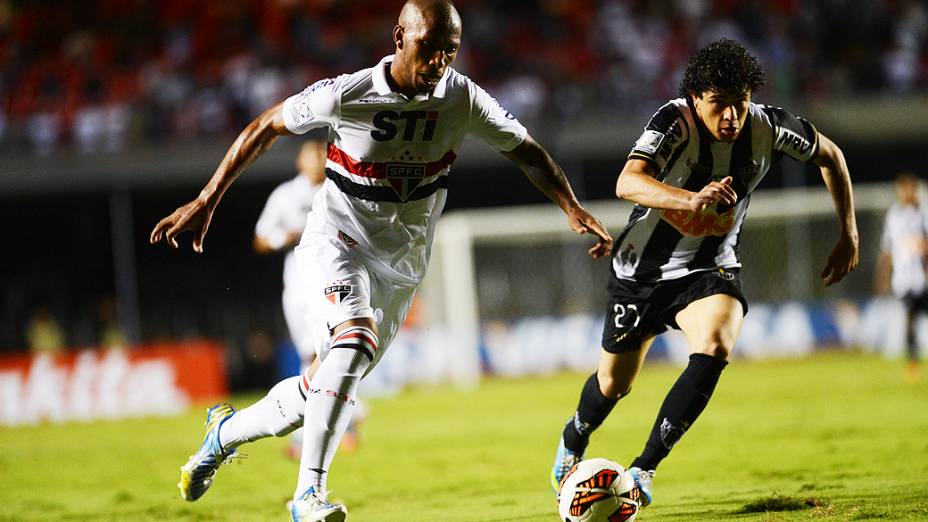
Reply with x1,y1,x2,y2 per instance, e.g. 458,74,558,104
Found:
692,333,733,360
332,317,378,337
596,371,632,400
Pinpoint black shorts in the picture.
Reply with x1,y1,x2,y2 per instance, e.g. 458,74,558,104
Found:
601,268,748,353
903,291,928,314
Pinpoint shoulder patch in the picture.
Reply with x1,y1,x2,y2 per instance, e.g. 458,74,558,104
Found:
634,130,664,155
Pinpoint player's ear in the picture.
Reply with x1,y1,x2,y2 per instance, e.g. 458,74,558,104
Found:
393,25,405,50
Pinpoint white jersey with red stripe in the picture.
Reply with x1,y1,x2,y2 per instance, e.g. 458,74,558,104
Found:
282,55,527,285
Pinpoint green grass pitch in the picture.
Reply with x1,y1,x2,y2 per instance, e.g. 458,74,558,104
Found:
1,352,926,521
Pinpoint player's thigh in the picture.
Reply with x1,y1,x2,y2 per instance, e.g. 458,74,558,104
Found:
365,272,417,371
674,294,744,359
597,336,655,399
295,233,377,355
282,288,317,364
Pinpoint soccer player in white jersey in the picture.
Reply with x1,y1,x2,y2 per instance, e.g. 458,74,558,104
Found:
255,139,326,363
550,39,860,510
150,1,611,520
254,138,366,457
875,173,928,381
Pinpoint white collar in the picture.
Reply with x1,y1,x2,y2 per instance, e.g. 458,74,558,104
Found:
372,54,450,100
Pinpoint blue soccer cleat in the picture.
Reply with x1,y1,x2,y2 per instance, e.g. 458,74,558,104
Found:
550,435,583,494
178,403,238,501
290,487,347,522
628,466,655,508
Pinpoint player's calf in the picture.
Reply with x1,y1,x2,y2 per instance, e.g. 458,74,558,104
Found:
551,373,624,492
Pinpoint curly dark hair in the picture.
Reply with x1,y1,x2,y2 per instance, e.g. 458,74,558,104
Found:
679,38,766,98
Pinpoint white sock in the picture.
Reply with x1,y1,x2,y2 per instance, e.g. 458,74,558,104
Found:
295,327,375,500
219,375,306,450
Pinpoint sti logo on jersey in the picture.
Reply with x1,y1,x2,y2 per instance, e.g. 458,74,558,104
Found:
371,111,439,141
385,163,427,201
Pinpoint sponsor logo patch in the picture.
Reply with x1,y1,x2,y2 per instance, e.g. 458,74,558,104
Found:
305,387,356,405
776,127,814,157
290,98,314,126
661,206,737,237
634,129,665,155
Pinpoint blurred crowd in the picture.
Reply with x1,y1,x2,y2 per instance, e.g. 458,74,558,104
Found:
0,0,926,154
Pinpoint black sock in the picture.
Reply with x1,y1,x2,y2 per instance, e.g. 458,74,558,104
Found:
631,353,727,471
906,317,919,362
562,373,620,454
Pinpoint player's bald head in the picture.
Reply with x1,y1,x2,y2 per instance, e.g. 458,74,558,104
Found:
398,0,461,38
391,0,462,95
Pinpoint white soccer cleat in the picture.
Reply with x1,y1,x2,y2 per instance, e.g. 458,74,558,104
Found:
289,487,348,522
628,466,655,508
178,403,238,501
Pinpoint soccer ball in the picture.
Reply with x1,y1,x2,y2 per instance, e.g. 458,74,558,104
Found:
556,458,640,522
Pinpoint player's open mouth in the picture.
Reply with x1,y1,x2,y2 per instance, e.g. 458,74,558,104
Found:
720,127,738,137
420,73,441,86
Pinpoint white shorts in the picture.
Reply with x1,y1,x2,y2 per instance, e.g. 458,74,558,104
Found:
282,284,316,364
294,222,417,372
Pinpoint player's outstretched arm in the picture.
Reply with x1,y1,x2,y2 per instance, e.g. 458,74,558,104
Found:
501,134,612,258
615,159,737,212
150,102,292,253
813,132,859,286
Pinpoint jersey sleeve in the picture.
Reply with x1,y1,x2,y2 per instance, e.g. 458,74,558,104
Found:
282,77,342,135
254,184,291,250
763,105,820,163
467,81,527,152
628,102,688,171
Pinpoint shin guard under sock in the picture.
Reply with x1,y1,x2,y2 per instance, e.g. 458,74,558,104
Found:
631,353,727,471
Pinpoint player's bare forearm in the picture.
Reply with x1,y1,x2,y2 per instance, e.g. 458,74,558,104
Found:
813,132,859,285
150,103,291,252
502,134,612,257
200,103,291,206
502,135,581,213
814,133,858,241
615,159,737,212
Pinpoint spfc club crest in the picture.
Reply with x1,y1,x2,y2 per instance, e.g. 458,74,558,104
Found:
324,280,352,304
385,163,426,201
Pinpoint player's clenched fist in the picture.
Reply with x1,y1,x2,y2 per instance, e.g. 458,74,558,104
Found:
150,196,215,253
689,175,738,212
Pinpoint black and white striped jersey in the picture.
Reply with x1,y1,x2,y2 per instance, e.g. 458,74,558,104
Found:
613,97,819,283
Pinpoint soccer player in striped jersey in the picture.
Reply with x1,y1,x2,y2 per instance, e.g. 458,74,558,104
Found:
150,1,611,520
874,173,928,381
551,39,860,509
